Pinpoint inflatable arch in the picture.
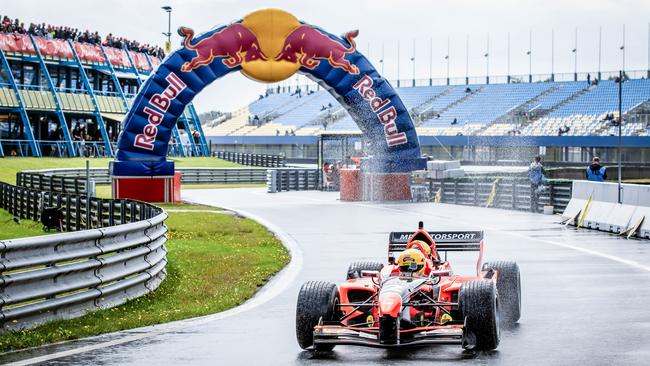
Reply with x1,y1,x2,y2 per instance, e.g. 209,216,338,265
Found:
113,8,425,176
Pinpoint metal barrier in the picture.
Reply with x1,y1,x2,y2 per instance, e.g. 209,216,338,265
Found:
0,181,167,330
419,178,572,214
17,171,94,196
214,151,285,167
267,169,319,192
16,167,273,194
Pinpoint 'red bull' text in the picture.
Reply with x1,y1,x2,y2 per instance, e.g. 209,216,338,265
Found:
134,72,187,150
353,75,407,147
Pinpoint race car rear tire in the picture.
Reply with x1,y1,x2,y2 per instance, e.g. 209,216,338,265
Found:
346,261,384,280
483,261,521,324
459,280,500,350
296,281,339,351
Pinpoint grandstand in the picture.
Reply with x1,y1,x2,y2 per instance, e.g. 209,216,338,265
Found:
0,27,209,158
207,77,650,139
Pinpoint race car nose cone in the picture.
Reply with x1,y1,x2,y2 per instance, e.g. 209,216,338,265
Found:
378,292,402,318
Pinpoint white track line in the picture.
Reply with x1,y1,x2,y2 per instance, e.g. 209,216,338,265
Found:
4,204,303,366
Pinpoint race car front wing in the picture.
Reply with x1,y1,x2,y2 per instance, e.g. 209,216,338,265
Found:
313,324,464,349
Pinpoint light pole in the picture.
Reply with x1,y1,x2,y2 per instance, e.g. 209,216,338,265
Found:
616,71,623,204
429,37,433,86
598,26,602,80
507,32,511,83
484,33,489,84
411,38,416,87
445,36,450,85
551,29,555,81
161,6,172,54
620,24,626,72
465,34,469,85
572,28,578,81
380,41,385,75
527,30,532,83
397,40,400,87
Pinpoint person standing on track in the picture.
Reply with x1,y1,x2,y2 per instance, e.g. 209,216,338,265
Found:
586,157,607,182
527,155,547,212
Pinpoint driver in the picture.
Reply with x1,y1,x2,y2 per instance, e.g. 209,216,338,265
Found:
397,249,427,276
407,240,433,260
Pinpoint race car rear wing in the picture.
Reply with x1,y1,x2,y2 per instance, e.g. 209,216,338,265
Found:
387,230,483,263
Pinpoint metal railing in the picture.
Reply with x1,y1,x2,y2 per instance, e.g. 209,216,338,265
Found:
0,181,167,330
16,167,273,194
414,178,572,213
214,151,286,167
267,169,319,192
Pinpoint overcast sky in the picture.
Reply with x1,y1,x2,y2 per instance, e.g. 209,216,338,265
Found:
4,0,650,113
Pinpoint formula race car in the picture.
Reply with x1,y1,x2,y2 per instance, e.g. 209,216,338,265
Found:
295,221,521,351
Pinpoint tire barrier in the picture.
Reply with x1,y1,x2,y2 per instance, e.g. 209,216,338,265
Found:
0,181,167,330
413,178,572,214
561,181,650,239
267,169,319,193
214,151,285,167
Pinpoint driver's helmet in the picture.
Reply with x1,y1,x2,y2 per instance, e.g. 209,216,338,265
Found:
407,240,432,259
397,249,426,275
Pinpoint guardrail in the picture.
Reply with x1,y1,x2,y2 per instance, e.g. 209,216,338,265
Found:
0,181,167,330
214,151,285,167
17,171,95,196
267,169,319,192
16,167,271,194
414,178,572,214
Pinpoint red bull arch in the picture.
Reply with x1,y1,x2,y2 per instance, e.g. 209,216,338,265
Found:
112,8,425,199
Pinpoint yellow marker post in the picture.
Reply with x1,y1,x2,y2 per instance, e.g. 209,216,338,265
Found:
577,193,593,228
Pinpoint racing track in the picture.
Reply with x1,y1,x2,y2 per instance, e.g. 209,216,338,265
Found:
2,188,650,365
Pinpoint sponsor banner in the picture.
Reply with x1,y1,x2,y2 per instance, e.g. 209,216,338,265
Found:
0,33,154,70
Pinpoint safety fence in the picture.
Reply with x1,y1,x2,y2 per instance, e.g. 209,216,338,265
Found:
16,167,272,194
214,151,286,167
17,170,94,196
413,178,572,214
0,180,167,330
267,169,319,193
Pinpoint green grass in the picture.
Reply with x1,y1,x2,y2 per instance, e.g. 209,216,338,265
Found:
0,209,54,240
95,183,266,199
0,157,242,184
0,203,289,352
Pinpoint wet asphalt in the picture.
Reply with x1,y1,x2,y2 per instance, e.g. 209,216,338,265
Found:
2,188,650,365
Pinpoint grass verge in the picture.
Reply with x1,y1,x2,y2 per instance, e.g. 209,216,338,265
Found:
0,203,290,352
0,209,54,240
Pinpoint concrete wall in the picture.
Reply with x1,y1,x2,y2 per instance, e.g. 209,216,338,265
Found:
562,180,650,238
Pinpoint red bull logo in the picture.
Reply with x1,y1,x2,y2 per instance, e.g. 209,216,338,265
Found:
353,75,408,147
178,23,267,72
274,25,360,74
134,72,186,150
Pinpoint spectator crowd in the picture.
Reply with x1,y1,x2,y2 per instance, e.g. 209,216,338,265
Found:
1,15,165,58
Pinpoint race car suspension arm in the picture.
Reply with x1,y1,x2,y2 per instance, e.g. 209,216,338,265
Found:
337,292,378,322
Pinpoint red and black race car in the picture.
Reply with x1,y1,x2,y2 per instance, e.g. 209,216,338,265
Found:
296,221,521,351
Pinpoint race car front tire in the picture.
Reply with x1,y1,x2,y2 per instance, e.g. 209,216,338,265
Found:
459,280,500,350
296,281,339,351
483,261,521,324
346,261,384,280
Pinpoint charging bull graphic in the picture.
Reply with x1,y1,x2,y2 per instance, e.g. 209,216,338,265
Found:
275,25,360,74
178,23,267,71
